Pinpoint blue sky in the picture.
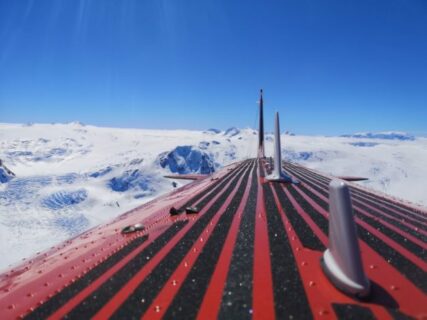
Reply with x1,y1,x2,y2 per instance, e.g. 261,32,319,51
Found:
0,0,426,135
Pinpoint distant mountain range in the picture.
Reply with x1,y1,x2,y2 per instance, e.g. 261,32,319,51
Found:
340,131,415,141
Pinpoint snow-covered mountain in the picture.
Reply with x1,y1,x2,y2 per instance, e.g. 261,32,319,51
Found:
340,131,415,141
0,159,15,183
1,123,426,271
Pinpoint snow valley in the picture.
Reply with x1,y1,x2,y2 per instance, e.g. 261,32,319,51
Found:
1,122,426,270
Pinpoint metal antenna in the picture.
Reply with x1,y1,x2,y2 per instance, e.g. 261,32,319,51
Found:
258,89,265,158
321,179,371,298
266,112,292,182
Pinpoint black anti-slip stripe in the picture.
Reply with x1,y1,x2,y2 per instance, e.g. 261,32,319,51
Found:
294,178,427,294
217,162,258,319
275,183,326,251
344,180,427,221
259,159,266,177
178,160,249,211
387,308,416,320
288,167,427,253
286,167,329,198
351,192,427,230
110,161,253,320
264,181,313,319
353,206,426,258
332,303,376,320
165,162,256,319
356,192,427,222
24,235,149,320
189,161,249,210
288,164,427,223
351,196,427,242
65,220,189,319
287,166,427,242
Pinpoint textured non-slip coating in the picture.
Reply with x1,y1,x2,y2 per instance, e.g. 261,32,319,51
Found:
287,168,427,293
12,159,425,320
24,235,149,320
264,182,313,319
165,162,255,319
109,162,254,319
290,167,426,256
178,160,249,211
65,220,189,319
218,162,258,319
286,164,427,225
274,183,325,251
332,303,376,320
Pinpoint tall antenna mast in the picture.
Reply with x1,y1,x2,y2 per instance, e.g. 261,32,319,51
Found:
258,89,265,158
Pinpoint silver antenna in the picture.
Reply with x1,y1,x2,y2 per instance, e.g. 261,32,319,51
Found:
321,179,371,297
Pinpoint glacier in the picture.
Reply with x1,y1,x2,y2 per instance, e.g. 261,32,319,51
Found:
0,122,426,271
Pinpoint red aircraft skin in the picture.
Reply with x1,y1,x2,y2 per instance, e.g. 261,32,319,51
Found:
0,158,426,320
0,163,236,319
1,90,426,319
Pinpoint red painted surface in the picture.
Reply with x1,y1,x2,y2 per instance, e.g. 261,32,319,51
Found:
291,174,426,270
1,160,426,319
196,164,254,320
252,161,275,320
288,176,427,317
0,162,236,318
92,164,247,319
141,164,252,320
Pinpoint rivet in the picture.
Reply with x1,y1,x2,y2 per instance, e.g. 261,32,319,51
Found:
309,281,316,287
172,280,178,286
184,261,188,267
390,285,399,291
58,273,64,278
319,309,329,316
369,264,377,269
301,261,308,266
8,304,15,310
27,293,33,297
296,247,301,252
155,305,161,313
